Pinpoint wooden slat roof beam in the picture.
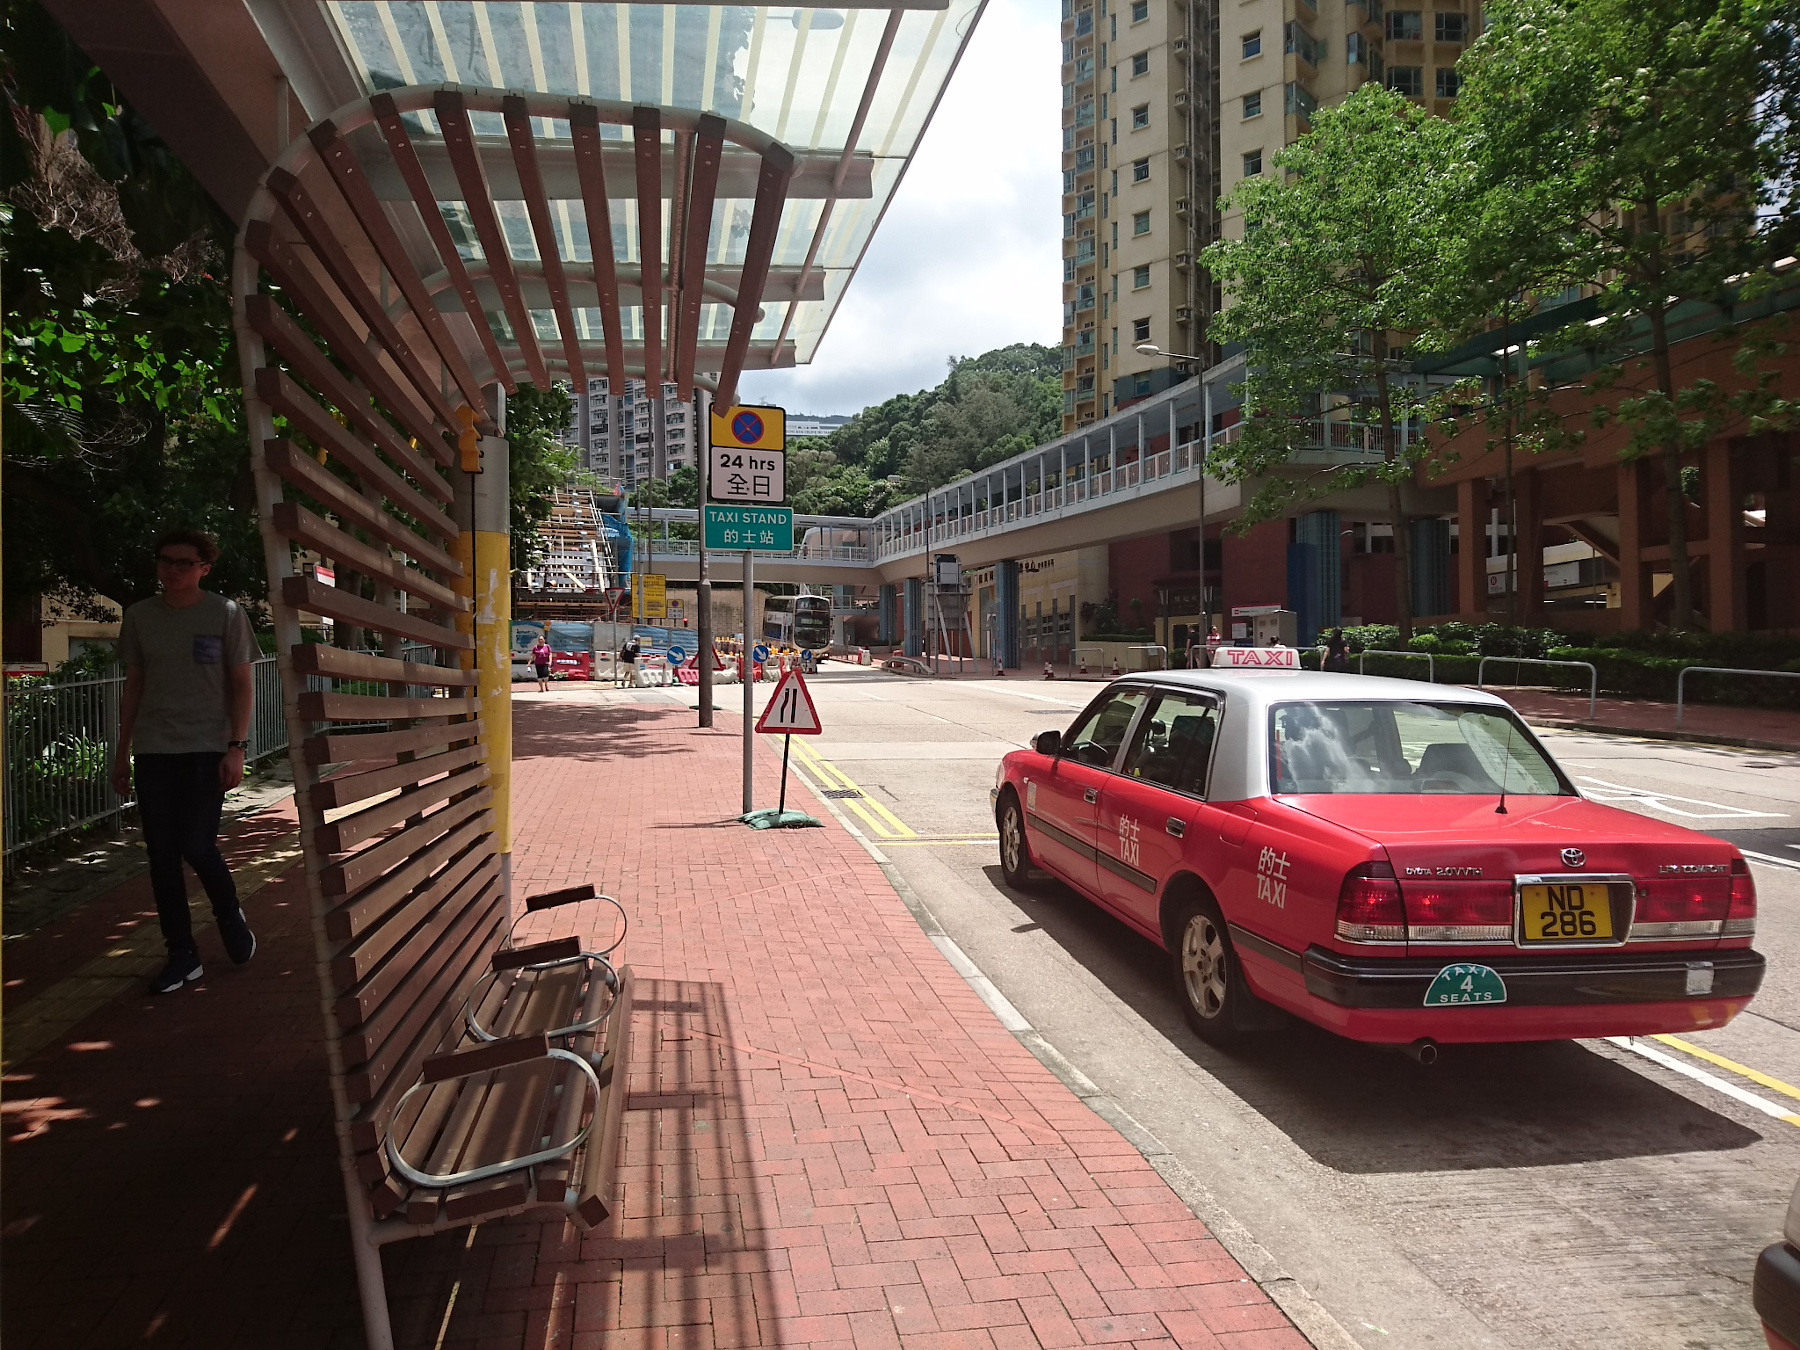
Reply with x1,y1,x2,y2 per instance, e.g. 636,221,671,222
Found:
675,114,727,402
569,103,629,393
504,95,587,393
632,105,665,393
715,142,796,411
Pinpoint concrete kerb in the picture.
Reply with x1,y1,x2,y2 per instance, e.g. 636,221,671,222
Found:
1520,715,1800,756
799,776,1364,1350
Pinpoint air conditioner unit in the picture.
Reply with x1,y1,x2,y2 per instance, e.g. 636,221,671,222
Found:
1171,35,1189,56
1174,196,1190,215
1173,142,1191,162
1174,251,1193,269
1176,305,1193,323
1173,89,1189,110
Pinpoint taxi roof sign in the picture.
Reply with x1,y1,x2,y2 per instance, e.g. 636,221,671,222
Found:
1213,646,1300,669
711,404,785,452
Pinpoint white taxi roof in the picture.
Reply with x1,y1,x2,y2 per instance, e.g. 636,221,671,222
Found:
1101,669,1519,803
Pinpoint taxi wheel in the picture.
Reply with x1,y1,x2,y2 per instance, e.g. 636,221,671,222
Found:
1171,896,1250,1046
997,790,1037,890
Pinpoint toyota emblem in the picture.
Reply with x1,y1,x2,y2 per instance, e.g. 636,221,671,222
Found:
1561,847,1586,868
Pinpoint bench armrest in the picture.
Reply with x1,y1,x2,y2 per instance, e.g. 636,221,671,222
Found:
493,936,582,972
525,883,596,913
423,1032,548,1084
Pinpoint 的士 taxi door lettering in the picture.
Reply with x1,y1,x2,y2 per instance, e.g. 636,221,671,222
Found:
1117,814,1141,869
1257,845,1290,909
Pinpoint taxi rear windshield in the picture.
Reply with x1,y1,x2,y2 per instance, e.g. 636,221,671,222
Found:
1270,701,1571,796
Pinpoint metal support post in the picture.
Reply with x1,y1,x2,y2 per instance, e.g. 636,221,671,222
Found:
697,391,713,727
742,548,754,813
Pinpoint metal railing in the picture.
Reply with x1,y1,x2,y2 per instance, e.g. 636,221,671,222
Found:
1356,649,1436,681
1676,666,1800,729
1477,655,1598,720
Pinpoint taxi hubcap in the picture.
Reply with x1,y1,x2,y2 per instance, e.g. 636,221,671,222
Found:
1001,806,1022,872
1182,915,1227,1018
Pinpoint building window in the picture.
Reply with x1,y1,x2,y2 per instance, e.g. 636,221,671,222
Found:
1242,30,1262,59
1242,149,1262,176
1132,156,1150,182
1132,210,1151,235
1243,90,1262,118
1131,0,1147,20
1132,103,1150,128
1385,10,1422,40
1387,66,1424,96
1436,68,1461,98
1133,317,1151,342
1131,51,1149,76
1133,264,1151,288
1435,12,1467,42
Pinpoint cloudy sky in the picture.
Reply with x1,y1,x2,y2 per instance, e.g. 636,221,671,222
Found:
739,0,1064,418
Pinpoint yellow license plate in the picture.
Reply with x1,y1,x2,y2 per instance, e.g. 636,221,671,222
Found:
1519,883,1615,943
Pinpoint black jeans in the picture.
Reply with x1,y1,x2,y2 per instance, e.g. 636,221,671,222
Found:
135,752,240,955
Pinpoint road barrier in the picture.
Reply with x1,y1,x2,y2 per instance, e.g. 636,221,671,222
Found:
1477,655,1599,720
1676,666,1800,729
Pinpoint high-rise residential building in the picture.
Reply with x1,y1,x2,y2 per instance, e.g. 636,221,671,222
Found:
559,379,696,489
1064,0,1478,430
1062,0,1218,432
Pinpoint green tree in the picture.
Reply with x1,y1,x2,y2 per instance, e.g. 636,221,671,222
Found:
503,383,583,568
1456,0,1783,628
1202,84,1463,639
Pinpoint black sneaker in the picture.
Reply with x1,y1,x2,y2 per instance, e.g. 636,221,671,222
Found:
219,910,256,966
150,949,203,994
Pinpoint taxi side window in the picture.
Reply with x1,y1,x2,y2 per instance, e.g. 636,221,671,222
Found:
1122,694,1218,796
1063,691,1151,768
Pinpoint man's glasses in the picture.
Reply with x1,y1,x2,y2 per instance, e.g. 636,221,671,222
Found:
157,556,204,570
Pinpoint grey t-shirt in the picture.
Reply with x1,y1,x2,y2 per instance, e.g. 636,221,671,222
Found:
120,592,257,754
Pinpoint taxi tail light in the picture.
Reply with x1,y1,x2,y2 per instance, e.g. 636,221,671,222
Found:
1631,875,1730,926
1400,881,1514,942
1336,862,1405,943
1725,857,1757,939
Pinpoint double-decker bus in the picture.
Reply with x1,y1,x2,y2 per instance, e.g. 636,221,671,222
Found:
763,594,831,650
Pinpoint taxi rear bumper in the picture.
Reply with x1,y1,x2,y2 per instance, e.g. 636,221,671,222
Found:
1301,944,1765,1009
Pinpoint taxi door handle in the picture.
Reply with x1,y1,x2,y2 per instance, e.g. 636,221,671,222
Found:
1166,818,1185,838
1083,788,1099,804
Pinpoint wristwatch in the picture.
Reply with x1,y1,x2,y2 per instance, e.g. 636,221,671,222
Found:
228,739,250,751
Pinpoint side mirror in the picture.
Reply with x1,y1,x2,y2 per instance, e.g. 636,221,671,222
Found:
1032,729,1063,757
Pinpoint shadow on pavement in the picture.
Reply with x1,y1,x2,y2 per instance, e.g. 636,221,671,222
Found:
976,864,1764,1174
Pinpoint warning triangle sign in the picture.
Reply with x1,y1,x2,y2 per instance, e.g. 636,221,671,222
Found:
754,667,823,735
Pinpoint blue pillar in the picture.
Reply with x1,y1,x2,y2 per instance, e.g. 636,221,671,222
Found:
904,577,924,657
996,560,1021,668
878,584,897,645
1411,519,1452,618
1295,511,1341,636
1285,543,1321,646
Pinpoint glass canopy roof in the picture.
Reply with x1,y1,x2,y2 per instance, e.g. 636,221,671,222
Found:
315,1,982,370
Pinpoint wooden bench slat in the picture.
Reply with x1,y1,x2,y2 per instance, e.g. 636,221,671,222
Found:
492,936,582,972
341,892,504,1105
322,790,491,897
291,641,476,690
274,501,468,613
325,809,493,941
576,966,636,1228
525,883,596,912
265,439,463,578
423,1032,549,1085
536,970,617,1202
315,763,489,855
312,743,487,813
331,850,498,1002
300,689,479,726
283,577,472,655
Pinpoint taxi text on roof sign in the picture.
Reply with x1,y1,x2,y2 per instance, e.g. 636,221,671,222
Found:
710,404,785,452
1213,645,1299,669
703,505,795,553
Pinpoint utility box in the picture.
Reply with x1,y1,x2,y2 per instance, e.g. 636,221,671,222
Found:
1252,609,1298,647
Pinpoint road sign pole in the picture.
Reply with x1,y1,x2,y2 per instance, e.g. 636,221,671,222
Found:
778,734,791,815
743,547,754,813
697,390,713,728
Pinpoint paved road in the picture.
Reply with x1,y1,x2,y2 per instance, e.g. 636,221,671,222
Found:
654,669,1800,1350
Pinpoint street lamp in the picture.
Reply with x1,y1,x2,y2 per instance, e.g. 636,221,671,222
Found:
1137,343,1215,643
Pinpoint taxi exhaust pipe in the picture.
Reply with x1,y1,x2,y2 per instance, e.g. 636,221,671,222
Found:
1399,1038,1440,1066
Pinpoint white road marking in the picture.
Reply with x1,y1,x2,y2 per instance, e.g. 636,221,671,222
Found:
1743,849,1800,872
1608,1036,1800,1124
982,686,1085,707
1576,775,1786,820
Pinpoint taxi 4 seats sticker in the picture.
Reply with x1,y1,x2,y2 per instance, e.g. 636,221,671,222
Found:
1424,963,1508,1007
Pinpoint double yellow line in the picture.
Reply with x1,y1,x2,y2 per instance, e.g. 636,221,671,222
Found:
787,740,997,847
1652,1033,1800,1127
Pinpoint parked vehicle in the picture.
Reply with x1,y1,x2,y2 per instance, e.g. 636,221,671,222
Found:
992,669,1763,1051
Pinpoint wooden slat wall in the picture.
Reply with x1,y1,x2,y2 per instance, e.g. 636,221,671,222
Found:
234,116,510,1226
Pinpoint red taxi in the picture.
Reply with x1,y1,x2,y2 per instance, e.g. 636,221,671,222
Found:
992,667,1763,1053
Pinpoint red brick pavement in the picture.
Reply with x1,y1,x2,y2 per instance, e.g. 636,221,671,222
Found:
1477,687,1800,752
2,702,1306,1350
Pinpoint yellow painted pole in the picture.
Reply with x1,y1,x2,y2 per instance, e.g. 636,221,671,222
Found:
455,403,512,892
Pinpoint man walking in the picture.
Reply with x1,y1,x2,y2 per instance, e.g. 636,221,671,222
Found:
109,528,259,994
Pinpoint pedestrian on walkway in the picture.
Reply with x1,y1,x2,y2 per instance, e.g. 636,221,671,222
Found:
1324,627,1349,673
531,635,553,691
109,528,259,994
616,635,640,687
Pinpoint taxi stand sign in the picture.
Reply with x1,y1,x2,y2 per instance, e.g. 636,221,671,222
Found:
704,505,794,551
